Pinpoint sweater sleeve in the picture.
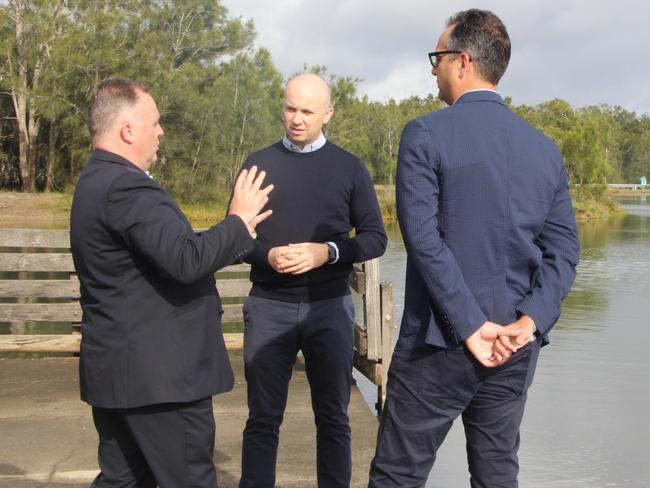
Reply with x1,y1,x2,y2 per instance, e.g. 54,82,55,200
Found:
333,159,387,264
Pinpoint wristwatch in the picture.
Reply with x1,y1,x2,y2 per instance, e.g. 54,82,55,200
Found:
326,243,337,264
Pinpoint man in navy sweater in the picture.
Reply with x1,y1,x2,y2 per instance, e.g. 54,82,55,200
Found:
238,73,387,488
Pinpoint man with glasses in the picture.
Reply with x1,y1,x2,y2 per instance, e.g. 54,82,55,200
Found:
368,9,580,487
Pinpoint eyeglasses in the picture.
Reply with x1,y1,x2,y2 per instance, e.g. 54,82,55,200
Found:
428,50,462,68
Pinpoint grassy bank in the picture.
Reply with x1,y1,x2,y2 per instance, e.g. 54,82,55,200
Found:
0,187,625,230
374,185,623,223
572,195,624,221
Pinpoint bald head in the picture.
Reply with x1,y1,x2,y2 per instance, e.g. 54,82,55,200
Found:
282,73,334,149
285,73,331,109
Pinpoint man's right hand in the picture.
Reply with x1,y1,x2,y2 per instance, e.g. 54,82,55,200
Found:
464,321,521,368
228,166,273,235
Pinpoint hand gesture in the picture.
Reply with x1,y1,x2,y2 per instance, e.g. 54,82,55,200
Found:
228,166,273,235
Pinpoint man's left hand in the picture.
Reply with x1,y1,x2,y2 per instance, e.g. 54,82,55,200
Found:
496,315,537,351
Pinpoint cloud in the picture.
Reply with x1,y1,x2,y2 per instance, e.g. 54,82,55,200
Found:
222,0,650,115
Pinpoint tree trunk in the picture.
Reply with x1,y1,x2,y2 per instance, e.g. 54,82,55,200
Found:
9,0,51,192
44,124,57,192
11,1,36,191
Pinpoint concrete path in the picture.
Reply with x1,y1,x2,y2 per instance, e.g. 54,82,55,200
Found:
0,354,378,487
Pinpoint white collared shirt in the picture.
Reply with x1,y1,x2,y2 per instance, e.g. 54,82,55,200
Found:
453,88,500,104
282,132,327,153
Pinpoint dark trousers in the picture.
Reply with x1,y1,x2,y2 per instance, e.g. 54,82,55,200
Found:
240,295,355,488
91,397,217,488
369,339,540,488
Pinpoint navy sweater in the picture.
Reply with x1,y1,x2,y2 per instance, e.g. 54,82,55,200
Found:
241,141,387,302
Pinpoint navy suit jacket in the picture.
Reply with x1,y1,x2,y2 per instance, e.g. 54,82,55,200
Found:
70,149,254,408
396,91,580,350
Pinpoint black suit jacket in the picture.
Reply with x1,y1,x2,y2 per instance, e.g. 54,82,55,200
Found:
70,149,253,408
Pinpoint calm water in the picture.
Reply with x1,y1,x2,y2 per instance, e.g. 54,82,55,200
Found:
354,196,650,488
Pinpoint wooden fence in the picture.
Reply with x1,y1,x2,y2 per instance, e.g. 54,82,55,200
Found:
0,229,396,412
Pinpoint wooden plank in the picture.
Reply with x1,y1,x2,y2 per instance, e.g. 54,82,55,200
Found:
0,279,80,299
0,333,246,352
218,263,250,273
363,259,381,360
354,322,368,357
221,303,244,323
0,254,250,275
0,253,75,272
0,302,243,324
353,350,381,386
0,229,70,248
0,334,80,353
348,270,365,295
0,276,247,298
215,278,251,298
379,281,397,414
223,333,244,350
0,303,82,322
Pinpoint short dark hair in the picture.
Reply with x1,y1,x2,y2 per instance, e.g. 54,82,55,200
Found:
88,77,150,140
445,9,511,84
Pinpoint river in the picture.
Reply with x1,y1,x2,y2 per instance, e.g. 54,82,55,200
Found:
354,195,650,487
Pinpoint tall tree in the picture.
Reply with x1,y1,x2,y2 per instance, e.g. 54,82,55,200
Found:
1,0,71,191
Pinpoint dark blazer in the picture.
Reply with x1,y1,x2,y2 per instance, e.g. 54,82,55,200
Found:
70,149,254,408
396,91,580,350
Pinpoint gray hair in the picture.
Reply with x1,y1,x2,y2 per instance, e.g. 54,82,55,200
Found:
445,9,511,85
88,77,150,140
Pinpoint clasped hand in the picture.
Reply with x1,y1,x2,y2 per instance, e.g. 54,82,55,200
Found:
268,243,329,275
464,315,536,368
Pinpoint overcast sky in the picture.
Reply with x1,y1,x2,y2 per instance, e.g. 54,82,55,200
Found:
220,0,650,115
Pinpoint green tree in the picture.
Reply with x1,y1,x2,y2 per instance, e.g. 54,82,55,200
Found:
157,48,284,202
1,0,74,191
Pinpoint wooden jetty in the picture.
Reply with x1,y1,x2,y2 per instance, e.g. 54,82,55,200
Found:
0,228,396,486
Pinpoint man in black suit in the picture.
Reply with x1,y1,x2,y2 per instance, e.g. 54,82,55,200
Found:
70,77,273,488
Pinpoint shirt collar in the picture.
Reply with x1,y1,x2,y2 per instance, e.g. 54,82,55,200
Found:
453,88,500,105
282,132,327,153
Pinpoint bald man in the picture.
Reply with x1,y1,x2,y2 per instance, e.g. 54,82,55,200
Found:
70,77,272,488
237,73,387,488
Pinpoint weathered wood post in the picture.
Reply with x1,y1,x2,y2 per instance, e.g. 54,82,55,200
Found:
378,281,396,414
363,259,381,361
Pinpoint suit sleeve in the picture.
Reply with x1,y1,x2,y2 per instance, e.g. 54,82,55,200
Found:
333,159,387,264
516,159,580,336
106,171,254,284
396,118,487,342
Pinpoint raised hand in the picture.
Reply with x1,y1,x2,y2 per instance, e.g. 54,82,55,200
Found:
228,166,273,235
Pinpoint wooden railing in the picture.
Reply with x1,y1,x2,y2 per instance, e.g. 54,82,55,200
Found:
0,228,396,412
